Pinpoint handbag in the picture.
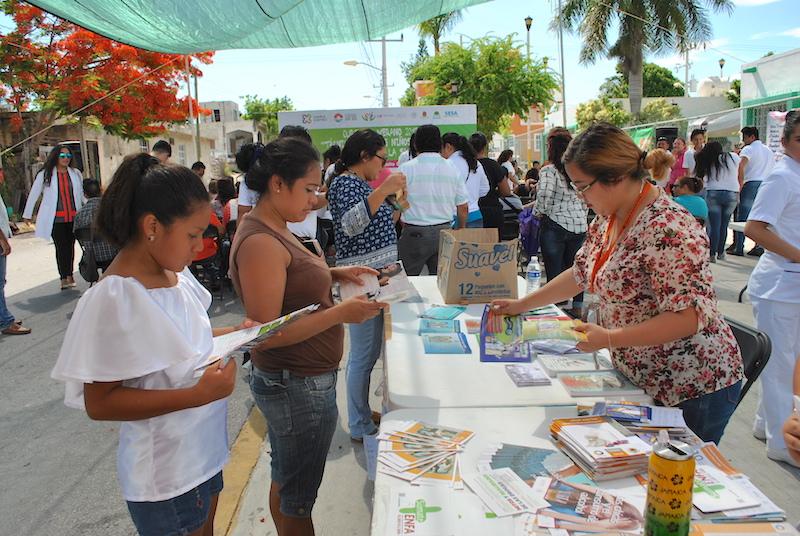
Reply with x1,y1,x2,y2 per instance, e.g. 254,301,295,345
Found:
78,225,100,283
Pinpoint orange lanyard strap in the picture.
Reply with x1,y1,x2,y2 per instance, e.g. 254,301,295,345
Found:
589,181,652,292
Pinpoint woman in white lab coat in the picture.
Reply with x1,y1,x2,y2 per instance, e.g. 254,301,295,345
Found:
23,145,84,290
745,109,800,468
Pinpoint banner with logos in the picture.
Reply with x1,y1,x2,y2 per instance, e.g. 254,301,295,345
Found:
278,105,478,165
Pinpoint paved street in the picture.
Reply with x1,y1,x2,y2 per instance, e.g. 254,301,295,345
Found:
1,231,799,536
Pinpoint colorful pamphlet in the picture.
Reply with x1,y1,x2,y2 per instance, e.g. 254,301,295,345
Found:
557,370,644,397
464,319,482,334
419,318,461,334
536,353,613,377
195,303,319,372
480,305,532,363
336,260,418,304
420,305,467,320
692,465,760,514
504,363,552,387
478,443,572,485
463,468,551,517
422,333,472,354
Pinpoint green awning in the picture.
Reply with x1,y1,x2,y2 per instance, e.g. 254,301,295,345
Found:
27,0,489,53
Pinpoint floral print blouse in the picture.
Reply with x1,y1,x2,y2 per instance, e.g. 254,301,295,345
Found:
573,189,743,406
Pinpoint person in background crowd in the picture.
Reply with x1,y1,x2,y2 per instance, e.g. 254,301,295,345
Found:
191,161,206,179
745,110,800,468
215,178,238,228
656,136,671,151
398,124,468,275
319,144,341,257
322,145,342,187
397,133,416,167
682,129,706,176
229,136,385,535
52,153,250,536
522,167,540,198
442,132,489,228
74,178,119,272
730,126,774,257
497,149,517,189
0,190,30,335
494,123,743,444
328,129,405,442
645,148,675,189
23,144,84,290
667,136,689,194
151,140,172,163
696,141,740,263
470,132,512,233
671,176,709,223
534,127,588,315
209,180,223,219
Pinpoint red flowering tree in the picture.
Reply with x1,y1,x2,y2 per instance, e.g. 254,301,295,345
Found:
0,0,213,192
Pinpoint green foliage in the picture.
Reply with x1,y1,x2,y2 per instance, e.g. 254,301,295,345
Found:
417,11,462,55
632,98,682,125
727,79,741,107
600,62,685,98
400,36,559,135
576,96,631,130
240,95,293,139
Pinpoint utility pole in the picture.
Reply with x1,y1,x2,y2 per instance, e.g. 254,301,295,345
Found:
367,35,403,107
525,16,533,166
557,0,567,127
184,56,198,163
193,72,201,163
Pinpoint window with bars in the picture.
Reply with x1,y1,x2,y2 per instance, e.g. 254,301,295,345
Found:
178,144,186,165
139,139,148,153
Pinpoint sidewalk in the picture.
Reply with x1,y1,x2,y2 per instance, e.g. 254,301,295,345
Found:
222,233,800,535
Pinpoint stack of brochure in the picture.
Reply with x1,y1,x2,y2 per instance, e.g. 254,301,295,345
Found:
377,421,474,488
504,363,552,387
591,401,689,442
477,443,572,485
550,416,652,480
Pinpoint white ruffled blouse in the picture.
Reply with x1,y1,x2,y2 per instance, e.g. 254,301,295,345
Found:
51,269,229,502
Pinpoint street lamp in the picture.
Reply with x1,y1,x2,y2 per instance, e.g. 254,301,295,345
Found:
718,58,726,79
344,60,387,107
524,16,534,167
524,16,533,60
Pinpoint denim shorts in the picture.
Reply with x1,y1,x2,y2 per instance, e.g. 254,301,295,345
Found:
249,367,338,518
126,471,223,536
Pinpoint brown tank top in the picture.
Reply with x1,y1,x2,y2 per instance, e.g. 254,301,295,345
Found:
229,215,343,376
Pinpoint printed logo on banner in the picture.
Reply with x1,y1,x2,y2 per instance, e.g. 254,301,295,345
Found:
362,112,375,121
433,111,441,119
421,111,428,118
334,113,344,123
445,110,459,117
302,114,313,124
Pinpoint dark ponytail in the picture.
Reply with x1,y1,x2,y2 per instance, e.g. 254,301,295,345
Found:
333,129,386,177
237,137,320,195
442,132,478,172
96,153,209,248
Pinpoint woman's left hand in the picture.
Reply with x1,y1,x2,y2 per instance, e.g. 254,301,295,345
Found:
330,266,379,285
235,318,259,331
573,322,613,352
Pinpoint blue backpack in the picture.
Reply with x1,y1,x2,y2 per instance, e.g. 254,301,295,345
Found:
518,208,541,257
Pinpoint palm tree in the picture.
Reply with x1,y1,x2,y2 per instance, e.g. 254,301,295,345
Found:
418,11,462,55
556,0,733,116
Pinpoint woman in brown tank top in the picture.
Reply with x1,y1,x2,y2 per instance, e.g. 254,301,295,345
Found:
229,136,386,536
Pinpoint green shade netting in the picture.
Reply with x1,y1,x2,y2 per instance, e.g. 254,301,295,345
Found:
27,0,490,53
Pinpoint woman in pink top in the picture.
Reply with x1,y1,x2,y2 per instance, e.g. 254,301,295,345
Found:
667,137,688,194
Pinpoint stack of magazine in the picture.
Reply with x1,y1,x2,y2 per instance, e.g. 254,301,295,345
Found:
550,416,652,480
591,401,690,443
376,421,474,488
504,363,552,387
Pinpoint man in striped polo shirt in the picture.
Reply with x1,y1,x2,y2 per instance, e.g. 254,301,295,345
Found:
398,124,468,276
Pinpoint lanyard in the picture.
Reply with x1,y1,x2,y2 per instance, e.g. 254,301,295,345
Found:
589,181,652,293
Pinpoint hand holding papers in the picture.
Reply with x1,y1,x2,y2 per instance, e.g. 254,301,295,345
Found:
335,261,418,304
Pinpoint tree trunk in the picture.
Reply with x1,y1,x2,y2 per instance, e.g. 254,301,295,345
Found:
78,116,92,178
434,33,440,55
628,48,644,117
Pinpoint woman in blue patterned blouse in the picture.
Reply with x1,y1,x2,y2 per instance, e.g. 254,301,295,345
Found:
328,129,407,441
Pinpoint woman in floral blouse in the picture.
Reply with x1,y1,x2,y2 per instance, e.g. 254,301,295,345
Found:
328,129,406,441
494,123,743,444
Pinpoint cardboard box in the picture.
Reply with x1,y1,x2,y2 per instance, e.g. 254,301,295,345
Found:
436,228,519,304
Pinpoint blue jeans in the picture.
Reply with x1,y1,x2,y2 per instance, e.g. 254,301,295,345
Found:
733,181,761,254
675,380,741,444
346,312,384,439
127,472,223,536
705,190,738,257
539,218,586,307
0,254,15,329
249,368,338,518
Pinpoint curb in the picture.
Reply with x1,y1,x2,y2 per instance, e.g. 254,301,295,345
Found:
215,407,267,536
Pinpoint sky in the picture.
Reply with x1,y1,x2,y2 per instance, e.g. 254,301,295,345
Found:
192,0,799,114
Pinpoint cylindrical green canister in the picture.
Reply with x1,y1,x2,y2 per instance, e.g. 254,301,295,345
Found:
644,440,695,536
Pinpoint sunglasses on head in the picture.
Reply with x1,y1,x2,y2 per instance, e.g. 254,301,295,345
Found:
58,153,72,158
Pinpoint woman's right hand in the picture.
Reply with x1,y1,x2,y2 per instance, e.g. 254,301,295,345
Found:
195,359,237,404
490,298,528,316
336,295,387,323
783,413,800,465
380,172,406,198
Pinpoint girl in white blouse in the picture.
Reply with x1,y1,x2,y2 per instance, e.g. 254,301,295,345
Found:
52,153,253,536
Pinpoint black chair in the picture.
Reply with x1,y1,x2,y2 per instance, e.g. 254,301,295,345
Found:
725,316,771,408
190,224,225,298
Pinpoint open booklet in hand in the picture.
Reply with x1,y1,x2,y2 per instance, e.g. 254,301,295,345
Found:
195,304,320,372
335,261,419,304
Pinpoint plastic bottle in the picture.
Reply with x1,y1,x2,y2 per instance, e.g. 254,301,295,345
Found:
525,256,541,294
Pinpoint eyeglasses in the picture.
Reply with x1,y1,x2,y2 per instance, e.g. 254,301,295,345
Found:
58,153,72,158
374,154,387,167
569,179,597,197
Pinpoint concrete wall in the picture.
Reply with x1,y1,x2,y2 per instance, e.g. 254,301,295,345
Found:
741,48,800,106
199,101,241,124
